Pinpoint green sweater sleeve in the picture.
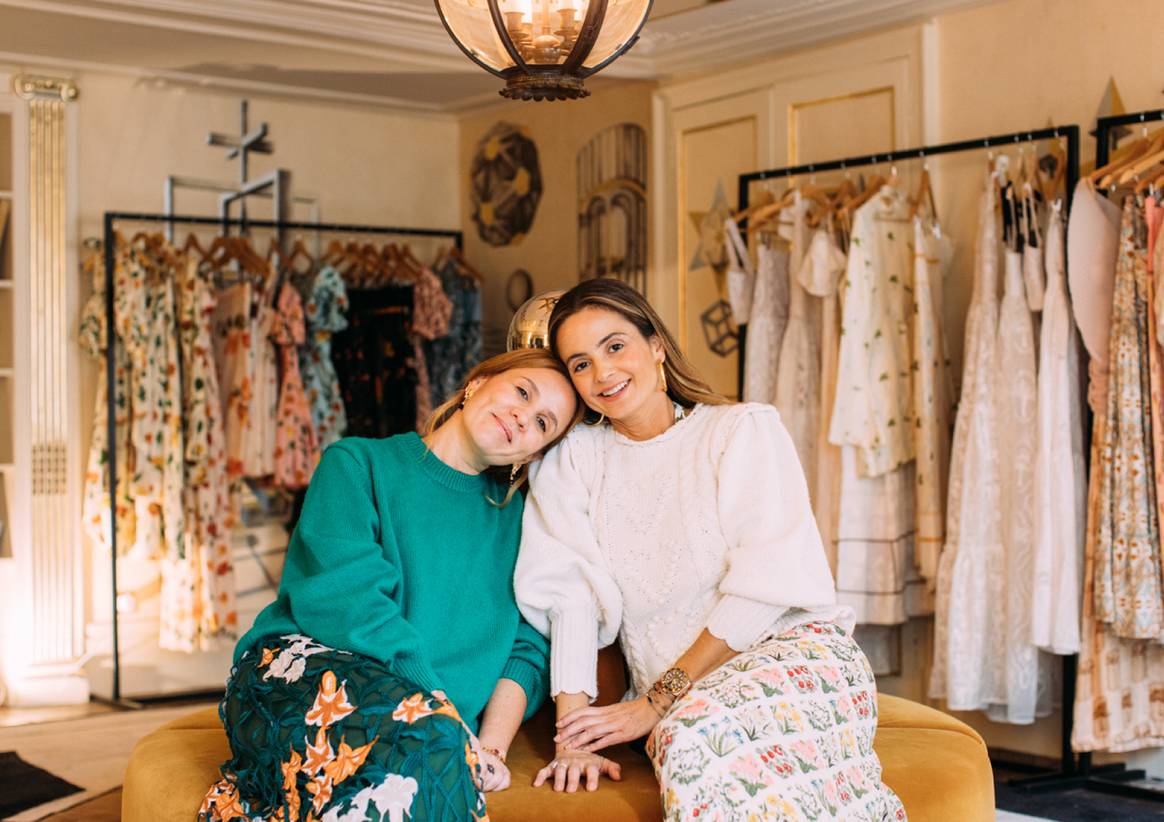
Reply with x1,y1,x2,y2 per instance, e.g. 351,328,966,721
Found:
502,616,551,720
284,442,443,693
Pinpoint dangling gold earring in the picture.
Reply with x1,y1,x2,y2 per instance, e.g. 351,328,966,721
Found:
584,413,606,427
657,361,668,394
509,464,520,486
462,383,476,408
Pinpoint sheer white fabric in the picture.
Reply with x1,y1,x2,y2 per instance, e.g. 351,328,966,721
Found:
988,247,1053,724
931,174,1005,708
1031,204,1086,655
723,217,754,323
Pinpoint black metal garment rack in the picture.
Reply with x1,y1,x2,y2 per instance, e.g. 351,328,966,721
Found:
100,211,463,705
731,126,1157,796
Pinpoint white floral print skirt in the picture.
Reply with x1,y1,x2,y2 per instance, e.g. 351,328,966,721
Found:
647,622,907,821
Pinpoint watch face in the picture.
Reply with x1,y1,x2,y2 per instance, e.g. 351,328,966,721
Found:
661,668,690,695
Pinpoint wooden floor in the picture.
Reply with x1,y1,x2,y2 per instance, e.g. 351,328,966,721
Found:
40,788,122,821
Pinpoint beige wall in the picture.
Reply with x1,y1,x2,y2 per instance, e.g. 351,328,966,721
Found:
458,80,655,345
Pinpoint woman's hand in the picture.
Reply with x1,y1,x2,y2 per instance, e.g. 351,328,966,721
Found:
479,749,511,792
533,750,622,792
553,696,662,754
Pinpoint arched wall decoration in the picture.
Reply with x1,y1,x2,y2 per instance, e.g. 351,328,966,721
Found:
577,123,647,295
470,122,543,247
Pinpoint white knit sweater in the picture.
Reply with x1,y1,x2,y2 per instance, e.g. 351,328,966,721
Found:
515,402,852,699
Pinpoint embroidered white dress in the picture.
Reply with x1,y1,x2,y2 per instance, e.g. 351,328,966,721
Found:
743,243,790,405
931,174,1005,709
988,246,1053,724
830,187,917,627
1032,204,1086,655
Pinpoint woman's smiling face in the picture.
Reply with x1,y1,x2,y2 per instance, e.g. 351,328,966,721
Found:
555,306,664,422
461,366,577,465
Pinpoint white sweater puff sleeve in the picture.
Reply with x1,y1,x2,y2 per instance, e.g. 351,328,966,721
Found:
706,404,844,651
515,428,622,700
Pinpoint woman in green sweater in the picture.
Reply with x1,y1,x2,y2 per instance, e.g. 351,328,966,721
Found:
200,348,582,822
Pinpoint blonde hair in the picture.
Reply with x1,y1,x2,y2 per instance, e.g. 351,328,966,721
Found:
424,348,584,506
547,279,731,420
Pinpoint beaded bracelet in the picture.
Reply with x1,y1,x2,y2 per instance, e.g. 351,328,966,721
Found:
481,745,507,764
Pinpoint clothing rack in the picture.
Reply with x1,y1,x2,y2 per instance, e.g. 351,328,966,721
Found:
732,125,1136,796
100,211,463,706
735,124,1080,396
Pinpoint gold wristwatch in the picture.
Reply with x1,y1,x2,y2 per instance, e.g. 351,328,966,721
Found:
655,667,692,701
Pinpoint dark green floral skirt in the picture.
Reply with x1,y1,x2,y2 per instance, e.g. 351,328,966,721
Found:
200,634,486,822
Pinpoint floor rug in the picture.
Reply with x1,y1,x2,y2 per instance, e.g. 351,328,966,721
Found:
0,702,217,820
0,751,82,818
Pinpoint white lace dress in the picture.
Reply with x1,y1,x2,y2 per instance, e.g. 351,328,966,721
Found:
1031,204,1086,655
743,242,790,405
931,174,1005,709
987,246,1053,724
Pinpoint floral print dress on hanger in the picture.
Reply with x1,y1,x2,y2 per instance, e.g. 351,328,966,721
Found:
272,282,320,489
301,265,349,450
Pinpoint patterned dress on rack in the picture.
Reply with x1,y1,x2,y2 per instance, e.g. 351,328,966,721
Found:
212,281,253,516
118,239,186,561
742,241,790,405
1031,204,1086,655
249,273,280,478
80,255,136,555
830,187,916,631
425,259,482,407
910,218,954,591
407,269,452,430
931,174,1004,709
1093,198,1163,640
301,265,349,451
332,286,418,438
988,246,1053,724
162,256,238,652
272,282,320,489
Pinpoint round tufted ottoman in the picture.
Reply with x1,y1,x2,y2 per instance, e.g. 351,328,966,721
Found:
122,692,993,821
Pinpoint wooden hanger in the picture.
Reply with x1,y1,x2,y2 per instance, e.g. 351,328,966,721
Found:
840,173,887,218
731,189,776,221
1091,131,1159,185
1119,139,1164,186
182,232,207,262
909,167,938,221
449,246,486,283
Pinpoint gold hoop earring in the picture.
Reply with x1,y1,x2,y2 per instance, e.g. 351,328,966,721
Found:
462,383,476,408
657,361,668,394
509,464,520,485
584,413,606,427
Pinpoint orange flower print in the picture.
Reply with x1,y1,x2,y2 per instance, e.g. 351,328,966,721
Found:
305,671,356,729
306,772,334,815
282,749,303,792
392,692,435,724
303,727,335,776
323,736,377,785
200,778,249,820
259,647,276,668
465,741,479,771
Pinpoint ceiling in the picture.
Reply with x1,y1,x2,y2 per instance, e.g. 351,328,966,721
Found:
0,0,991,113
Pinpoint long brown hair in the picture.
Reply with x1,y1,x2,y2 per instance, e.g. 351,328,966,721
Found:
547,279,730,418
424,347,584,506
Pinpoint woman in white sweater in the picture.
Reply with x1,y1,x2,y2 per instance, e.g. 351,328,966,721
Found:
515,279,906,820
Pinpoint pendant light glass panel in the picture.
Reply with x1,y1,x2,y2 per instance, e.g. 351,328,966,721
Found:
437,0,517,71
583,0,650,68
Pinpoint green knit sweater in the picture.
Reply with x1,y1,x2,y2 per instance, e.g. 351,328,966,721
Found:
237,434,549,731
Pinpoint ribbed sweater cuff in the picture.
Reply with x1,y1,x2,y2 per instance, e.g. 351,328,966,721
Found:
501,658,545,706
707,595,787,652
550,604,599,700
392,655,443,695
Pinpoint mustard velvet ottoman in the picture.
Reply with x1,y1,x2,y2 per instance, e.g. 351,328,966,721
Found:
122,692,994,821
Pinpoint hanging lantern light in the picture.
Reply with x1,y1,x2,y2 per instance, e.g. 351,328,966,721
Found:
434,0,652,102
